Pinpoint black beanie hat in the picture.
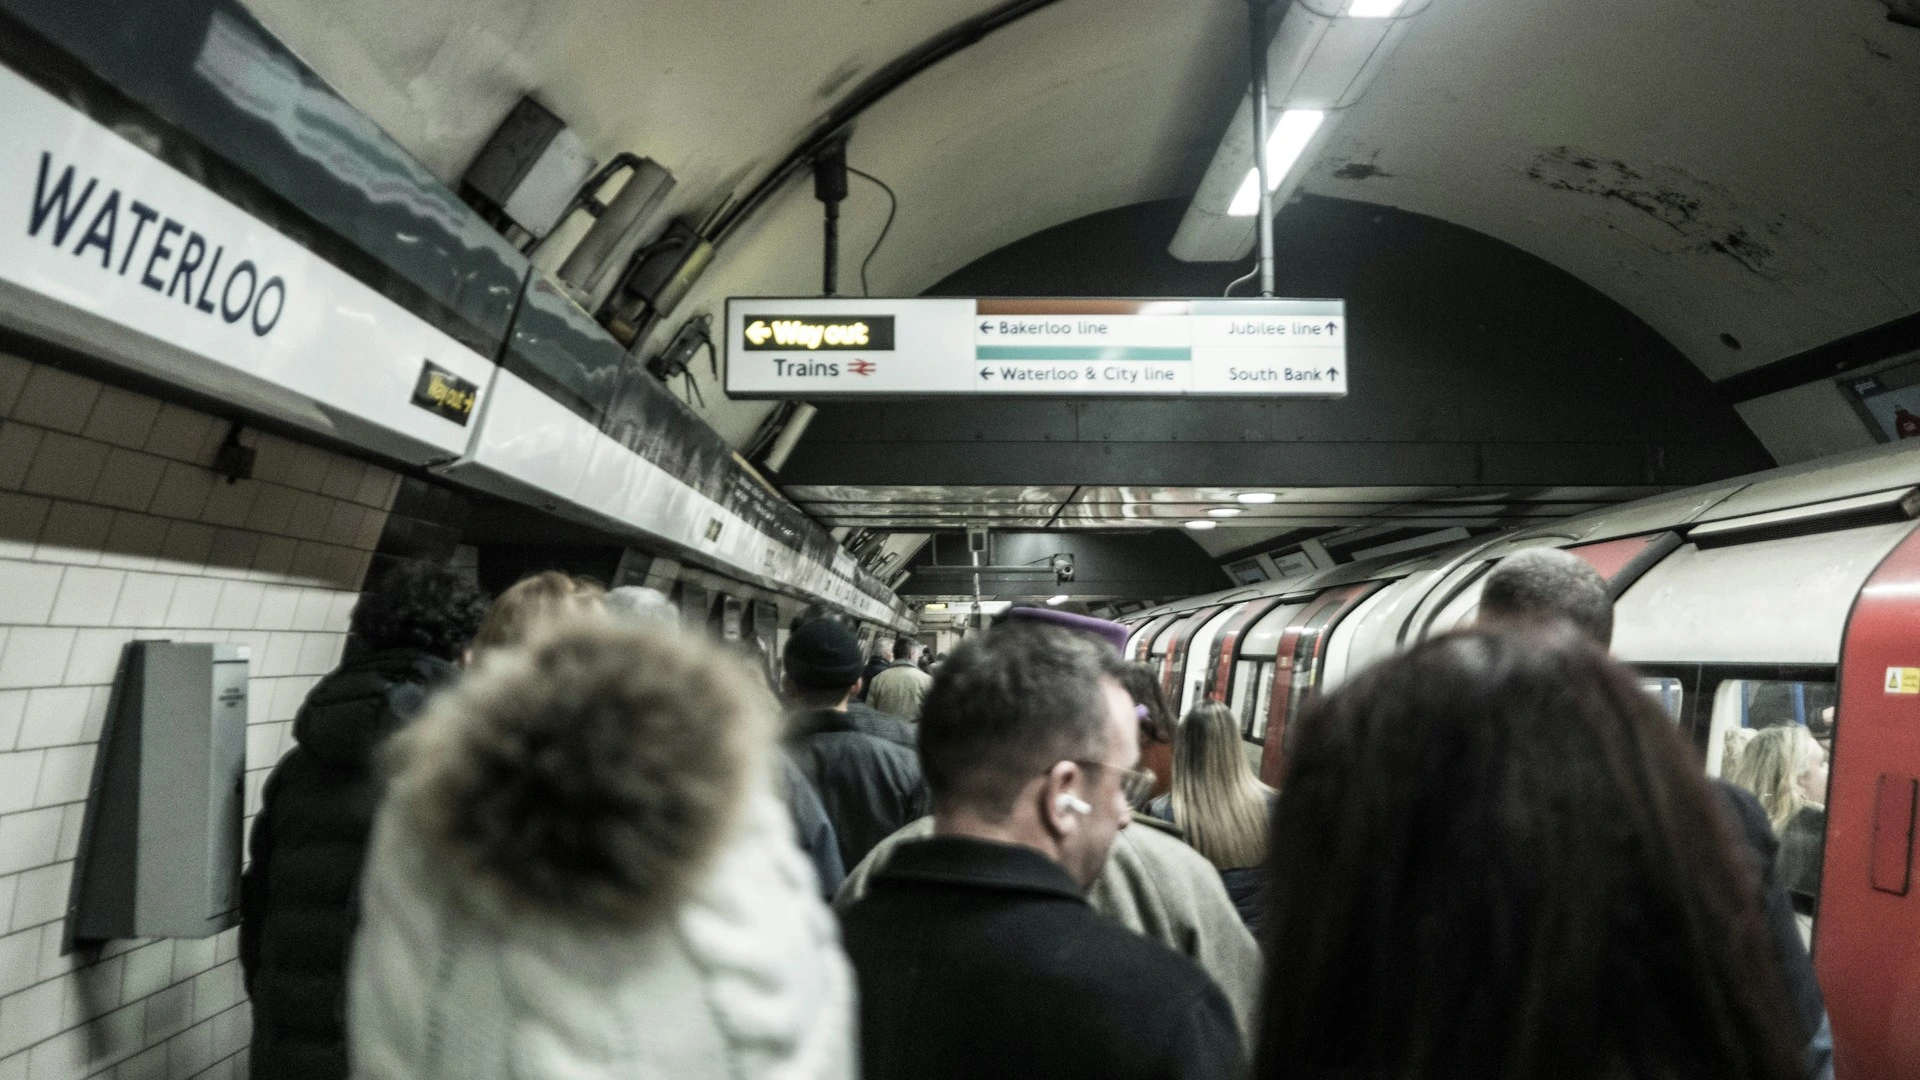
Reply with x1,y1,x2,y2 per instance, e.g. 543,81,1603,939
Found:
784,618,866,689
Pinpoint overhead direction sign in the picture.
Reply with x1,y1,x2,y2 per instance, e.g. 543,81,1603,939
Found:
724,297,1347,398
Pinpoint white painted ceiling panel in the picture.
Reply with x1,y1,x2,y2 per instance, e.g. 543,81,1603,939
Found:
240,0,1920,468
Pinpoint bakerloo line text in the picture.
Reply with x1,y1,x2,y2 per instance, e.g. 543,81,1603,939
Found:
28,152,288,337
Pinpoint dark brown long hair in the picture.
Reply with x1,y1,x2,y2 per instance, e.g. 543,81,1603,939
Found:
1256,626,1803,1080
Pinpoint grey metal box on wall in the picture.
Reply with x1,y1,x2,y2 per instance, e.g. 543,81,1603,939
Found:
67,643,249,945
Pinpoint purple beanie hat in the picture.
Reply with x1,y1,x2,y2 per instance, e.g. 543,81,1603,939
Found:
1003,606,1131,654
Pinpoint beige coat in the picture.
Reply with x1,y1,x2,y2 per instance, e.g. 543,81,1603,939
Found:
865,663,933,721
835,814,1263,1048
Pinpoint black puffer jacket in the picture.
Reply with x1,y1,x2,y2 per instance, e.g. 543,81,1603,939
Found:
239,648,457,1080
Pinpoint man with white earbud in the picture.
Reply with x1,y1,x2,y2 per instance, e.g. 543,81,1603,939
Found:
837,621,1244,1080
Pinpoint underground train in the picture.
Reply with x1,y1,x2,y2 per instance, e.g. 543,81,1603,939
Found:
1120,436,1920,1080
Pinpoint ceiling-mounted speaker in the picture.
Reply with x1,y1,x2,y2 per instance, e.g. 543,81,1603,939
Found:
462,97,597,242
600,220,713,347
557,158,676,311
761,402,818,474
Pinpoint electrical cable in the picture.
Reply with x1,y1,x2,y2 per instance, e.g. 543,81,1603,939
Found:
707,0,1069,248
847,167,898,297
1223,262,1261,297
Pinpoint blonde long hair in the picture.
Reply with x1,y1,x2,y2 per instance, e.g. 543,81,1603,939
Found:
1725,724,1821,833
1169,702,1274,870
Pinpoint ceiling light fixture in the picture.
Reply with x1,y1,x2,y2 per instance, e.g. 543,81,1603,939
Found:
1184,520,1218,531
1046,594,1070,605
1236,491,1280,504
1208,507,1244,518
1226,110,1326,217
1170,0,1433,261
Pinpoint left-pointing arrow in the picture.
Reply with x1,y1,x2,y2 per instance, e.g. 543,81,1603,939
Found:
746,320,772,345
980,369,996,379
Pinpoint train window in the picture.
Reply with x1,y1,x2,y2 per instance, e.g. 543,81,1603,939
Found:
1229,659,1261,723
1710,678,1836,938
1706,679,1836,778
1247,663,1278,743
1640,677,1684,723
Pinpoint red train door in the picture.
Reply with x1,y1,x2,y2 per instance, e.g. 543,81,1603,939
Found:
1825,527,1920,1079
1130,613,1181,663
1160,604,1227,703
1207,596,1291,704
1258,582,1385,787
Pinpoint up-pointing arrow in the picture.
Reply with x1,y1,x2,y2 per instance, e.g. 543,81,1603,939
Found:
1325,321,1338,335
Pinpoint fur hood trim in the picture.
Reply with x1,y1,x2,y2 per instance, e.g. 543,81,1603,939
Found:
383,623,776,929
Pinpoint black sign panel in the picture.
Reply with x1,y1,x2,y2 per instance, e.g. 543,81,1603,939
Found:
411,360,478,425
739,315,895,351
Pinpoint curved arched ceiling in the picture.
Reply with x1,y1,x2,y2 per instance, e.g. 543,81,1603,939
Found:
241,0,1920,459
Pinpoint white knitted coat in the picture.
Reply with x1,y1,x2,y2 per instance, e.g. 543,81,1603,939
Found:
347,780,856,1080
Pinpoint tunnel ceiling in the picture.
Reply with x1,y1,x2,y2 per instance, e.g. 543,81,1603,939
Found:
240,0,1920,452
792,483,1656,549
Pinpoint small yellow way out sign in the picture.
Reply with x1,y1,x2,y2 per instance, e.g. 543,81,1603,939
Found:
1886,667,1920,694
741,316,889,350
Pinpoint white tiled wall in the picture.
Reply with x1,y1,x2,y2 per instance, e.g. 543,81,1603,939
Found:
0,353,399,1080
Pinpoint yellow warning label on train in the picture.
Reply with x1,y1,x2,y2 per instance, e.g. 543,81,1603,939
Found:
1885,667,1920,694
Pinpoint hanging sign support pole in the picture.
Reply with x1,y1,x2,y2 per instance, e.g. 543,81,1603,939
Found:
1248,0,1277,298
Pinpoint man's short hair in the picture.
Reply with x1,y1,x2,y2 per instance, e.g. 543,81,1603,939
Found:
893,638,923,662
918,621,1123,820
1478,547,1613,647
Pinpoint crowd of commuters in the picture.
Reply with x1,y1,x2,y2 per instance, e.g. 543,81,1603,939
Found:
235,548,1836,1080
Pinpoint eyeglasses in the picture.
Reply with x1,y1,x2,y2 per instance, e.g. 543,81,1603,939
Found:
1072,760,1157,807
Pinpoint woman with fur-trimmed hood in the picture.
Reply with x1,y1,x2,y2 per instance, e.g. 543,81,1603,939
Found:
347,622,856,1079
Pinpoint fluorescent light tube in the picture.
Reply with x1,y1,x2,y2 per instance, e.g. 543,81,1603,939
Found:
1227,110,1327,217
1236,492,1280,504
1347,0,1408,15
1184,520,1219,531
